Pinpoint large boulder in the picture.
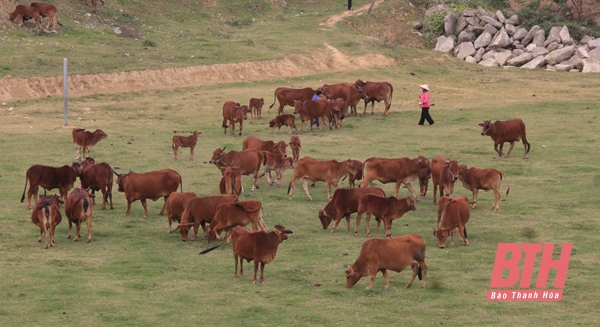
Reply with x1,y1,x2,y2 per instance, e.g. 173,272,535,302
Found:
479,58,499,67
543,35,561,47
507,52,534,66
465,16,481,26
521,25,541,46
582,58,600,72
532,47,550,57
474,47,486,62
547,42,560,52
588,39,600,50
465,56,478,64
456,42,476,59
558,26,574,45
521,56,546,69
532,30,546,47
435,36,456,53
494,51,513,66
505,15,521,25
480,15,503,29
513,28,528,41
467,25,485,35
505,24,516,36
548,26,562,38
444,12,458,36
474,31,493,49
495,10,506,23
458,31,474,44
580,35,594,46
455,16,469,35
489,27,511,49
544,45,575,65
588,46,600,60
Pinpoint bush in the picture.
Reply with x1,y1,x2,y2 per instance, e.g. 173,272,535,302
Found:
143,40,157,47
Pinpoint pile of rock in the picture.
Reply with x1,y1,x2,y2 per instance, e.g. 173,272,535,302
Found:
428,8,600,72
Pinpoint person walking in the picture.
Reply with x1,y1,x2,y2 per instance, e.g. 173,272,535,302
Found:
418,84,434,126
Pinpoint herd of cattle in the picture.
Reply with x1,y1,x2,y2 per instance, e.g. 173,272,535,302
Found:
20,83,531,287
8,1,103,32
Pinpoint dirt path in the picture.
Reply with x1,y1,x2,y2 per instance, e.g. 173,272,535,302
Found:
321,0,384,27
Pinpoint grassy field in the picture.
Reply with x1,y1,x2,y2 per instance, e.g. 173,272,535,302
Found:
2,0,600,326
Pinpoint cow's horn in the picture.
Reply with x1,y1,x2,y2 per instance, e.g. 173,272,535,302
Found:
170,226,181,233
222,145,227,151
113,170,120,176
444,160,450,163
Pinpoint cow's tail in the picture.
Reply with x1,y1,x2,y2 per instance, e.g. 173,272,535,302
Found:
199,235,229,254
387,84,393,111
269,89,278,109
172,139,175,150
179,173,183,192
21,169,29,203
56,17,63,27
83,198,90,212
417,265,423,280
525,140,531,156
287,181,292,195
463,226,468,239
500,172,510,196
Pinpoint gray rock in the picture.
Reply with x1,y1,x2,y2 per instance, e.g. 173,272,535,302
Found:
512,49,525,56
547,42,560,51
465,16,481,26
588,46,600,60
455,16,469,35
522,25,540,45
458,31,474,44
532,30,546,47
462,9,475,17
480,15,503,29
543,35,560,47
496,10,506,23
482,50,497,60
479,58,499,67
563,54,584,70
580,35,593,45
507,52,533,66
582,58,600,72
525,43,537,52
484,24,498,35
577,47,590,59
559,26,574,45
414,22,423,30
545,65,557,71
426,4,447,16
513,28,528,41
521,55,546,69
505,15,521,25
588,39,600,49
474,47,486,61
435,36,456,53
554,64,573,71
532,47,550,57
444,12,458,36
495,51,513,66
544,45,575,65
505,24,516,36
465,56,478,64
490,27,511,49
548,26,562,38
477,8,487,16
467,25,485,35
474,31,493,49
514,43,524,49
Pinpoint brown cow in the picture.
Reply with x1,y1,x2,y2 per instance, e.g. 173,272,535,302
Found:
479,118,531,158
458,165,510,210
356,195,416,238
269,114,297,135
345,234,427,290
289,135,301,163
288,157,357,201
79,157,113,210
172,131,201,161
9,5,41,29
319,82,366,117
219,166,243,195
164,191,198,233
204,200,267,243
21,163,80,209
30,2,62,31
175,194,238,242
433,196,471,248
260,151,293,187
329,98,346,130
82,0,104,13
64,188,93,243
209,147,262,191
418,157,432,198
114,169,182,217
72,128,108,161
249,98,264,119
269,87,316,115
431,156,460,204
347,159,363,188
242,136,287,156
31,194,63,249
354,79,394,116
293,99,331,133
319,187,385,233
222,101,250,137
359,156,430,201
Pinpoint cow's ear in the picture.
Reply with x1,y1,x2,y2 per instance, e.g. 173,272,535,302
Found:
432,229,437,236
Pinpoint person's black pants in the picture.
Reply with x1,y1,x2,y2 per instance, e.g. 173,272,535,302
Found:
419,107,434,125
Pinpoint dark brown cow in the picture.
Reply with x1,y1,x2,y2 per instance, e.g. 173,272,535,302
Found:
31,194,63,249
82,0,104,13
72,128,108,161
204,200,267,243
114,169,182,217
175,194,238,242
293,99,331,133
288,157,357,201
319,82,367,117
418,157,432,198
345,234,427,290
9,5,41,29
269,87,316,115
242,136,287,156
64,188,93,243
289,135,301,163
347,159,363,188
209,147,262,191
329,98,346,130
219,166,243,195
260,151,294,187
319,187,385,233
249,98,264,119
30,2,62,31
433,196,471,248
164,191,198,233
356,195,416,238
359,156,430,201
458,165,510,210
431,156,460,204
479,118,530,158
172,131,201,161
222,101,250,136
269,114,297,135
354,79,394,116
21,163,80,209
79,157,113,210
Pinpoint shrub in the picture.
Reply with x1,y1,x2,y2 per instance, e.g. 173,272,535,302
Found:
143,40,157,47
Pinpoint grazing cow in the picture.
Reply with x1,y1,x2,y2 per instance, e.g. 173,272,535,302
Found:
242,136,287,156
319,187,385,233
458,165,510,210
9,5,41,29
172,131,201,161
289,135,301,163
347,159,363,188
479,118,531,158
345,234,427,290
21,163,80,209
431,156,460,204
269,114,297,135
329,98,346,130
319,82,366,117
269,87,316,115
288,157,357,201
175,194,238,242
204,200,267,243
114,169,182,217
354,79,394,116
418,157,432,198
293,99,331,133
355,195,416,238
433,196,471,248
82,0,104,13
79,157,113,210
249,98,265,119
64,188,93,243
222,101,250,136
260,151,294,187
164,191,198,233
359,156,430,201
30,2,62,31
209,147,262,191
31,194,63,249
72,128,108,161
219,166,243,195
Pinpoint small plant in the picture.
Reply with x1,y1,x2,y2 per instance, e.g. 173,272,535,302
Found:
36,58,43,65
246,39,254,46
143,40,156,47
1,66,9,71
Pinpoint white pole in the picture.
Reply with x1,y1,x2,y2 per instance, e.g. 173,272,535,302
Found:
63,58,68,125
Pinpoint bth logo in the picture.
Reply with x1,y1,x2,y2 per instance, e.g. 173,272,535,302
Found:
487,243,572,301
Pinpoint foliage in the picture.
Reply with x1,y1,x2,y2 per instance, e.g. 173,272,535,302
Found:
143,40,156,47
517,0,600,38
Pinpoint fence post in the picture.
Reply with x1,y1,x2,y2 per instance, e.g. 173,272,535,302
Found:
63,58,68,125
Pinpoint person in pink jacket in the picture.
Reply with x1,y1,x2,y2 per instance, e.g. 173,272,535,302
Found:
418,84,434,126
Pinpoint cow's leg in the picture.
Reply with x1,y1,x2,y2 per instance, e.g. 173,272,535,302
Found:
432,182,438,204
406,262,419,288
239,256,245,276
38,227,44,243
259,262,266,283
253,260,259,284
301,179,313,201
173,145,179,160
326,181,333,201
459,224,469,245
67,220,73,239
382,99,390,116
278,104,284,115
494,142,502,157
159,196,168,215
355,211,363,236
331,213,342,233
108,189,114,210
238,121,243,136
394,181,402,198
505,141,516,157
234,253,240,278
404,182,420,202
140,199,149,217
74,220,81,242
492,186,501,210
381,269,391,289
222,117,229,134
275,170,282,187
251,171,259,191
43,226,50,249
384,217,393,238
86,216,92,243
365,267,379,290
418,261,427,288
375,217,382,234
472,190,478,209
50,223,56,247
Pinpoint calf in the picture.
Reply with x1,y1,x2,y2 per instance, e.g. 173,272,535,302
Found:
175,194,238,242
293,99,331,133
204,200,267,243
21,163,80,209
354,79,394,116
172,131,201,161
269,87,316,115
72,128,108,161
31,195,63,249
9,5,41,29
64,188,94,243
479,118,530,158
345,234,427,290
355,195,416,238
431,156,460,204
242,136,287,156
219,166,243,195
347,159,363,188
249,98,265,119
209,147,262,191
319,187,385,233
164,191,198,233
360,156,430,201
433,196,471,248
269,114,297,135
222,101,250,136
260,151,294,187
287,157,357,201
418,157,432,198
329,98,346,130
289,135,301,162
458,165,510,210
79,157,113,210
30,2,62,31
82,0,104,13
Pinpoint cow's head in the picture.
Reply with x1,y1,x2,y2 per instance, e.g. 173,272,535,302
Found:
82,157,96,167
457,164,468,182
345,265,362,288
273,224,293,242
354,79,366,89
319,85,332,99
318,209,332,229
284,157,294,170
176,222,196,242
70,162,82,176
209,146,226,165
290,136,301,147
405,197,417,212
269,118,276,128
38,194,64,207
272,141,288,157
114,170,130,192
94,129,108,139
240,105,250,120
292,100,302,114
345,159,358,176
433,227,452,248
478,120,493,136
